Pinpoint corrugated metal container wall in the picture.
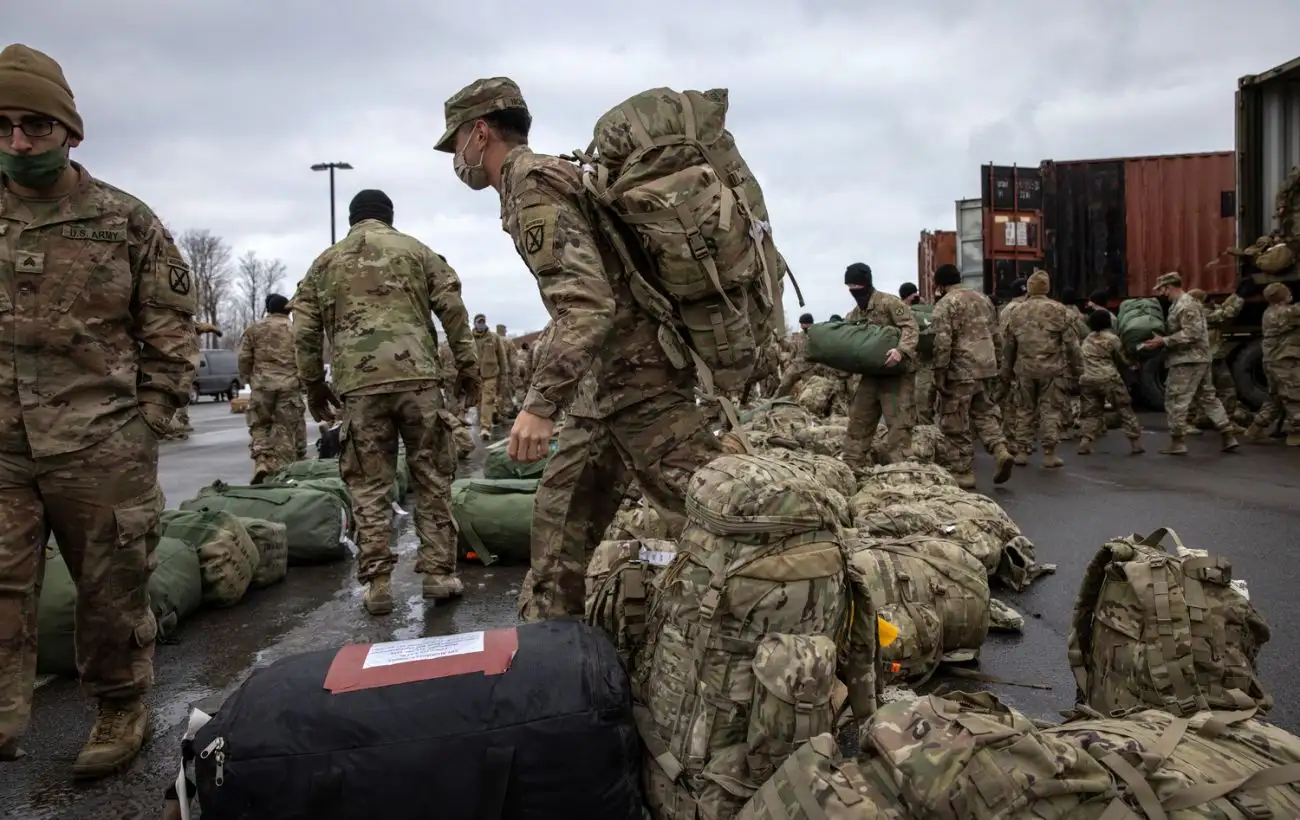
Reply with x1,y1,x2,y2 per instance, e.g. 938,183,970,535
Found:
917,229,956,304
956,198,983,280
1123,153,1238,296
1236,55,1300,259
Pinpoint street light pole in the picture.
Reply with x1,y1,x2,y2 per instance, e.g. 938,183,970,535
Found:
310,161,354,244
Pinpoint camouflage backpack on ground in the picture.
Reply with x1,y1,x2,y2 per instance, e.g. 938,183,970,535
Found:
577,89,801,412
160,509,260,608
862,692,1118,818
737,734,909,820
584,537,679,701
639,454,857,820
848,534,989,684
1068,527,1272,718
1047,705,1300,818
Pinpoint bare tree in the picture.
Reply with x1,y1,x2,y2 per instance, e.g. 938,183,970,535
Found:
177,229,232,348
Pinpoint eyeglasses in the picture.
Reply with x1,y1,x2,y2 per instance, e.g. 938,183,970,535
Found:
0,119,57,138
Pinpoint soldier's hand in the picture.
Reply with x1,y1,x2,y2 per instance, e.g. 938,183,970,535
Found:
454,370,482,406
509,410,555,463
306,381,341,423
138,402,176,437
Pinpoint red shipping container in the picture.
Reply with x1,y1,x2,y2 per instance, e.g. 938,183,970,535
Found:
917,229,957,304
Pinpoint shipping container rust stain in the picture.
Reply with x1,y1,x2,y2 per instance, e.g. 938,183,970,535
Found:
917,229,957,304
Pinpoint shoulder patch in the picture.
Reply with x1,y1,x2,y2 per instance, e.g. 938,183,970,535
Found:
518,203,558,273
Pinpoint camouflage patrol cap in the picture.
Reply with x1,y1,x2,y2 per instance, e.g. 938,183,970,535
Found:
1154,272,1182,290
434,77,528,153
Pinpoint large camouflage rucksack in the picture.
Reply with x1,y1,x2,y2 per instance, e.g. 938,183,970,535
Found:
737,734,908,820
848,534,989,684
584,537,679,701
1046,705,1300,818
576,89,802,414
1068,527,1272,718
638,454,856,820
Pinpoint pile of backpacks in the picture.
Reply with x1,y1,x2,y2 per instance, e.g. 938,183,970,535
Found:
34,455,408,676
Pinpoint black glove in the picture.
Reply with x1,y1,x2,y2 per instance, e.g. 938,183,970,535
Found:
306,381,341,423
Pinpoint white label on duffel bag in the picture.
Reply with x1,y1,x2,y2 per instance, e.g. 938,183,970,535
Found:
362,632,485,669
638,547,675,567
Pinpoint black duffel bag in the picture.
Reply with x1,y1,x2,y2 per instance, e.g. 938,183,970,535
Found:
192,620,643,820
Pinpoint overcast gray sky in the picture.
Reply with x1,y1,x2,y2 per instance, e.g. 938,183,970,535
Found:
9,0,1300,334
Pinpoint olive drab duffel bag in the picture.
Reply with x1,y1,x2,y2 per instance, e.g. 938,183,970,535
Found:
189,621,644,820
180,481,356,566
161,509,260,608
450,478,537,566
804,320,907,376
574,88,801,407
638,453,859,820
1068,527,1272,718
37,538,202,676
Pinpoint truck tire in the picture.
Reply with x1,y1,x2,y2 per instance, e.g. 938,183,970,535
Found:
1230,338,1269,412
1137,350,1167,411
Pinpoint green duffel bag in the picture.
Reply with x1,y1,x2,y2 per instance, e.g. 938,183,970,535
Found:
180,481,355,566
239,518,288,589
1117,297,1166,356
270,457,408,503
37,537,203,676
805,320,906,376
912,304,935,359
483,438,555,480
451,478,537,566
161,509,260,608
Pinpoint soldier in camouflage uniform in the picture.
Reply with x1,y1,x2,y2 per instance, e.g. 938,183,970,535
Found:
1245,282,1300,445
472,313,509,439
0,44,198,776
842,262,918,469
1076,309,1144,455
1139,272,1239,455
1000,270,1082,468
294,189,480,614
495,322,517,417
237,294,304,482
929,264,1014,489
435,77,722,620
1190,288,1247,426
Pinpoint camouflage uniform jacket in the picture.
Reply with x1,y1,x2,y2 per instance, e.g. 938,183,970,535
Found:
1001,295,1083,381
293,219,476,396
1080,330,1129,386
845,290,920,372
237,314,299,392
473,330,508,379
499,145,684,420
1206,294,1245,359
931,286,1000,382
1261,302,1300,364
0,163,197,457
1162,292,1212,366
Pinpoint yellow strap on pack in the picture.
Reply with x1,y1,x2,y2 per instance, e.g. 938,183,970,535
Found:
878,617,900,648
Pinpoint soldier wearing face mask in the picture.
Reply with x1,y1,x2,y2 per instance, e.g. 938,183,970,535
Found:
841,262,918,470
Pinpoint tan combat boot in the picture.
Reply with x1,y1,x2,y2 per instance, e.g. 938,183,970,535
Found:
364,574,394,616
1129,437,1145,455
1076,437,1093,455
992,445,1014,484
1042,446,1064,469
1160,435,1187,456
1220,430,1240,452
954,472,977,490
72,697,148,780
1243,424,1268,441
423,573,465,602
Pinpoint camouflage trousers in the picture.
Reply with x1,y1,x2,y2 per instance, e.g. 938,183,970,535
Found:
843,373,914,471
478,375,500,432
1165,362,1230,437
937,379,1007,475
1079,376,1141,441
518,389,722,622
246,389,306,482
0,416,162,749
1251,364,1300,430
914,364,935,424
1012,374,1069,450
339,387,460,584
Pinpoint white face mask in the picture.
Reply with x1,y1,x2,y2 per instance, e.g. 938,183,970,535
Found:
453,129,490,191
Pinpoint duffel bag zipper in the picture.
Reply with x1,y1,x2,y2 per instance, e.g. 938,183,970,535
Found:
199,736,226,787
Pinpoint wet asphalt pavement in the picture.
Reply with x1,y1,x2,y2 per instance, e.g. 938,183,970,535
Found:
4,403,1300,819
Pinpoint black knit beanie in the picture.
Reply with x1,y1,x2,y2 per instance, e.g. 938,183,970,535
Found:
349,189,394,226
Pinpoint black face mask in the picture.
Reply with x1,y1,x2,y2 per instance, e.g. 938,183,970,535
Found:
850,288,873,309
